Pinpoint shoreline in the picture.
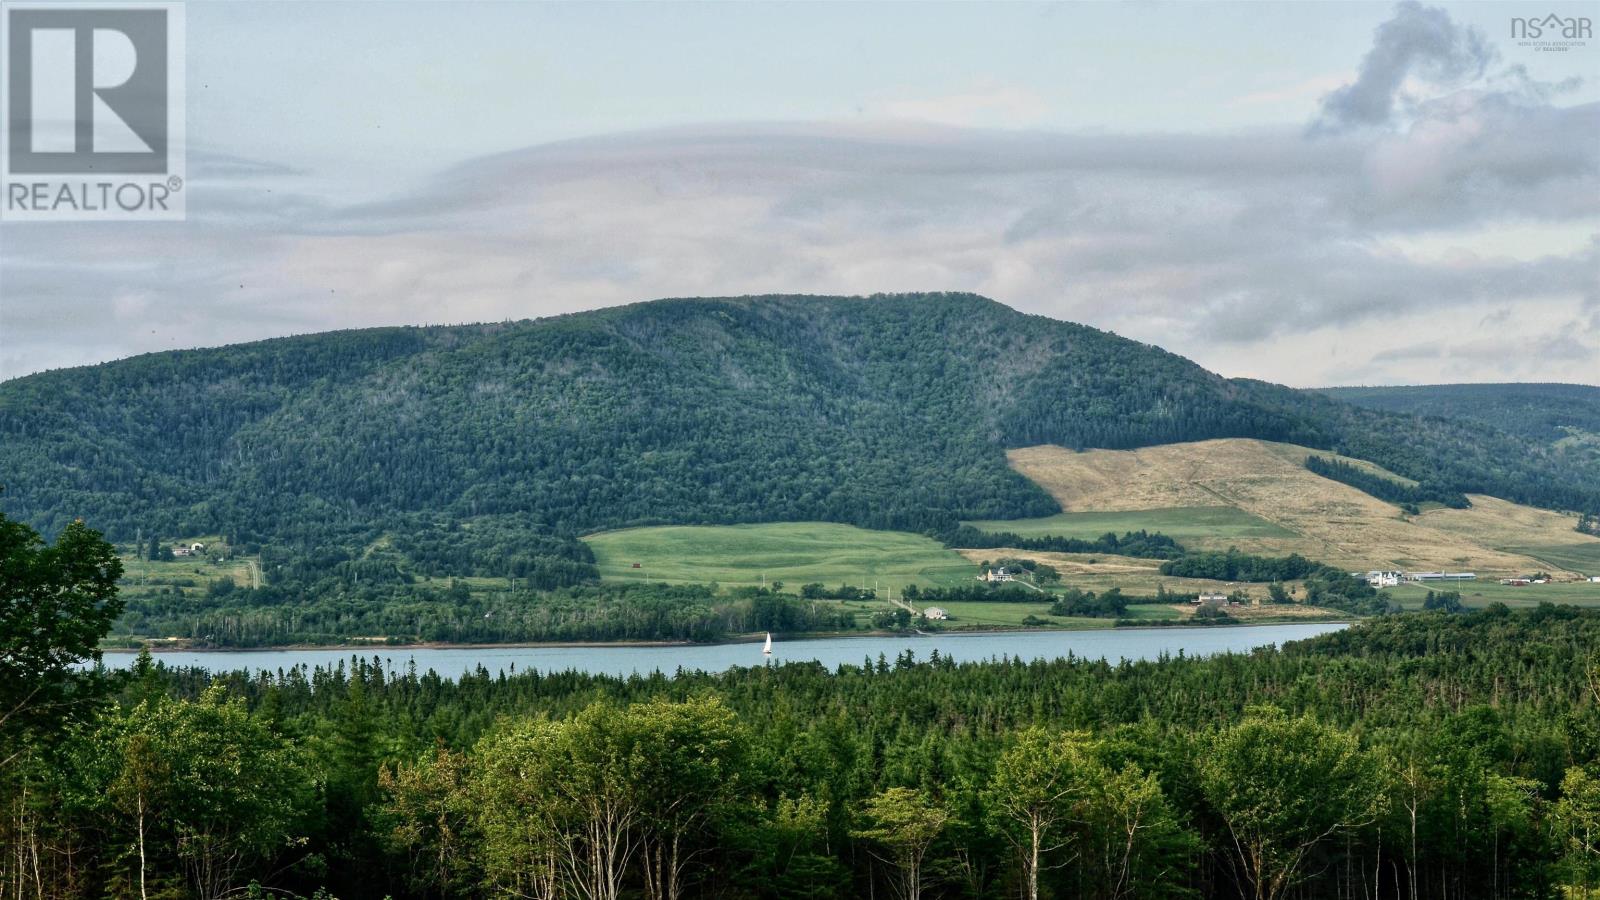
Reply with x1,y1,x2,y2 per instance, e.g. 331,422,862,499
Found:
98,618,1354,654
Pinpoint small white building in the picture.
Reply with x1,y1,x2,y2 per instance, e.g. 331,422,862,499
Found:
923,607,949,621
1589,576,1600,583
1196,592,1229,604
983,567,1015,583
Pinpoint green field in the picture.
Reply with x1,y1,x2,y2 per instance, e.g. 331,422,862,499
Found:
1390,580,1600,609
964,506,1297,542
1504,543,1600,575
927,601,1114,629
115,537,260,602
584,523,977,591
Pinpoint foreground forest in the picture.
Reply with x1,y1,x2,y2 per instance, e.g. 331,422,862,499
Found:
5,516,1600,900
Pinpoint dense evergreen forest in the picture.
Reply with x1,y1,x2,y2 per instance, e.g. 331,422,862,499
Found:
4,294,1598,605
1303,456,1470,510
10,606,1600,898
110,580,861,647
1322,383,1600,444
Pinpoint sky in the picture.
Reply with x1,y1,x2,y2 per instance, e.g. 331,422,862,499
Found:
1,0,1597,386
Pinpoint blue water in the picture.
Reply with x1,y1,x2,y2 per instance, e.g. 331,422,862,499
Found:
98,623,1346,679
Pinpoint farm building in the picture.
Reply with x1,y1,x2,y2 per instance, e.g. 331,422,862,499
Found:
1590,576,1600,583
1406,572,1476,583
923,607,949,620
983,567,1015,583
1364,570,1401,588
1196,592,1229,604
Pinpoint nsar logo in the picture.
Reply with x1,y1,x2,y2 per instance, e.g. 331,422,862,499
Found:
1511,13,1592,50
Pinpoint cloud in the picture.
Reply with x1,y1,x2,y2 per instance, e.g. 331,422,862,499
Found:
2,7,1596,389
1315,0,1494,132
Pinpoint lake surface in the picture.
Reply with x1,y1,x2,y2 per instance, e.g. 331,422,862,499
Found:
99,623,1347,679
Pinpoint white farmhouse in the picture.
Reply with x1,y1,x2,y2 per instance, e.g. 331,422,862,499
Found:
1366,570,1401,588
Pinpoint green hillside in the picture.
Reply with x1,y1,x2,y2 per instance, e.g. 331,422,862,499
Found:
1322,383,1600,444
3,293,1597,605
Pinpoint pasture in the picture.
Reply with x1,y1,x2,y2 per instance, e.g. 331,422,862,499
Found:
116,537,260,601
1389,580,1600,610
584,522,977,592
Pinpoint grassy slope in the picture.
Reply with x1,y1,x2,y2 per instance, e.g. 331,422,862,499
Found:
115,537,260,603
986,438,1600,580
583,522,977,592
581,522,1350,627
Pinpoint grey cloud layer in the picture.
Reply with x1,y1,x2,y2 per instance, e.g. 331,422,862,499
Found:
2,5,1596,387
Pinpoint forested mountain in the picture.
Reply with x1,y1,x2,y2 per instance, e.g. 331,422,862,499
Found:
1322,383,1600,444
3,294,1597,589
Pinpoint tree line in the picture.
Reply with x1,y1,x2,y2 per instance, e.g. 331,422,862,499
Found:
1158,550,1323,583
934,526,1185,560
109,581,859,648
1304,456,1470,510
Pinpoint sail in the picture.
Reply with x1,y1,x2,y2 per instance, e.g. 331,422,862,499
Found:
763,632,773,654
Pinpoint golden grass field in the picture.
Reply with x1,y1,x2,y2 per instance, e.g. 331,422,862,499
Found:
999,439,1600,579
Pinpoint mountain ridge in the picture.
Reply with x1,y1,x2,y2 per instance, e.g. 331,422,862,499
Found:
1320,383,1600,444
2,293,1596,588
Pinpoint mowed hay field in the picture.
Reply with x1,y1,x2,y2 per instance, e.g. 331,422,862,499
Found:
997,439,1600,579
584,522,977,591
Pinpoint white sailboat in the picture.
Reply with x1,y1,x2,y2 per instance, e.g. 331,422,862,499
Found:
762,632,773,655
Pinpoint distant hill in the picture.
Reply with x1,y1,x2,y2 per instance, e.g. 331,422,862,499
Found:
3,293,1597,589
1322,383,1600,444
